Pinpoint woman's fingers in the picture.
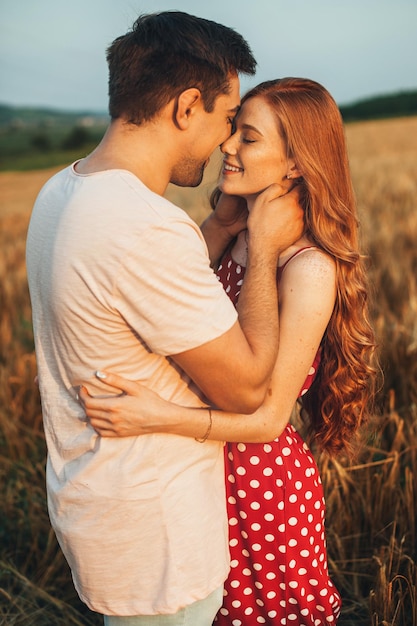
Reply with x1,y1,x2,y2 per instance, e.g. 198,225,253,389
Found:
81,395,122,436
94,370,139,396
78,386,117,423
77,371,166,438
78,384,145,437
78,386,102,412
89,417,117,437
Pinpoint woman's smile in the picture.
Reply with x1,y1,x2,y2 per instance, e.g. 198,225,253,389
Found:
222,161,243,174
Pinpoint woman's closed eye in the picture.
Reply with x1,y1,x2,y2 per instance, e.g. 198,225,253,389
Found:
241,135,256,144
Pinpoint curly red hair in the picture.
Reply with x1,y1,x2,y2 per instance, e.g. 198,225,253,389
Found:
240,78,378,456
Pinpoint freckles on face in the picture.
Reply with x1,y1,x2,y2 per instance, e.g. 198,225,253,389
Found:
219,96,290,197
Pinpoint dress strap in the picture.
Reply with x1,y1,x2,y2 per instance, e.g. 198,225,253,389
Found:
278,246,319,273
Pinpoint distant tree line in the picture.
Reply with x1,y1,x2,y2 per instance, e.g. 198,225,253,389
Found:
1,91,416,170
339,89,417,121
0,104,107,127
30,125,93,152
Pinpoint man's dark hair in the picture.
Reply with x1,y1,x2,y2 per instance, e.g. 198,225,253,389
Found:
106,11,256,124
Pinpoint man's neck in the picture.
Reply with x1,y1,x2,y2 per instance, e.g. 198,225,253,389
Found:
75,118,174,196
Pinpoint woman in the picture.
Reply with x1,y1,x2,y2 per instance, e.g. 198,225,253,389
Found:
80,78,377,625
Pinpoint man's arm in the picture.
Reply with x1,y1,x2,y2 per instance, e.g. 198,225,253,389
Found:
80,251,336,442
173,185,304,413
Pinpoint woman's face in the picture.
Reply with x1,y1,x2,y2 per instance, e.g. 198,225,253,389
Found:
219,95,295,201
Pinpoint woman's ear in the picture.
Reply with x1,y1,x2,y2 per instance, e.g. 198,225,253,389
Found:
286,159,302,180
174,88,202,130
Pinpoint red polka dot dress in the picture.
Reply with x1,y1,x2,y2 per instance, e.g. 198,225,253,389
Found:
214,248,341,626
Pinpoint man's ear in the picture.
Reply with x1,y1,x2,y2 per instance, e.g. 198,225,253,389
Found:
174,88,202,130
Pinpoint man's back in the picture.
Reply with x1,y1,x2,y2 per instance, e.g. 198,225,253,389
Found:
26,163,236,614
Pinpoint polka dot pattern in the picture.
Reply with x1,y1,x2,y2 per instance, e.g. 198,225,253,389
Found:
215,251,341,625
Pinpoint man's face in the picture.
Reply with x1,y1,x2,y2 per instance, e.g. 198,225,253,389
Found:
171,74,241,188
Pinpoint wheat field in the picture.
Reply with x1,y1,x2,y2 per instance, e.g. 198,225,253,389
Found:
0,116,416,625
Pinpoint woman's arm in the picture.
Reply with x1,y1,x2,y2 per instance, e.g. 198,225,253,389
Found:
200,192,248,267
79,249,336,443
78,368,289,442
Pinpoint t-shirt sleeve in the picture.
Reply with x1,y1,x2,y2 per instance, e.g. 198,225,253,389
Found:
114,217,238,356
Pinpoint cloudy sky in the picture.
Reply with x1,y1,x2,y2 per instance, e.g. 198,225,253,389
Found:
1,0,416,112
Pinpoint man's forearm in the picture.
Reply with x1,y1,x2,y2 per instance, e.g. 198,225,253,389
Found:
234,184,304,388
236,243,280,389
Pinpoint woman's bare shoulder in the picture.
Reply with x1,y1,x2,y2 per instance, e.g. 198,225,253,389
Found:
281,247,336,294
284,246,335,273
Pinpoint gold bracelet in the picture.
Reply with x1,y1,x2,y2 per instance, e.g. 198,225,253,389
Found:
195,408,212,443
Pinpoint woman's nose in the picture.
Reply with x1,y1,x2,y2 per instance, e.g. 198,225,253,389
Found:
221,135,236,155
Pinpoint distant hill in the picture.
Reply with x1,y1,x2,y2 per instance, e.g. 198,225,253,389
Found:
0,105,109,172
0,104,108,129
1,89,416,128
339,89,417,122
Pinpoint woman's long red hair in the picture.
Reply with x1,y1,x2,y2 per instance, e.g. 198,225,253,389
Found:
241,78,378,456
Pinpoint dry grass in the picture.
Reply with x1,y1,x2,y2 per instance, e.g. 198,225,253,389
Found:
1,117,416,625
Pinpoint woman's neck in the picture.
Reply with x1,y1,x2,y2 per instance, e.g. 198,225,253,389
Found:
230,229,313,268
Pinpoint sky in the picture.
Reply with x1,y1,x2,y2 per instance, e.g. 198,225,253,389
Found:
1,0,416,112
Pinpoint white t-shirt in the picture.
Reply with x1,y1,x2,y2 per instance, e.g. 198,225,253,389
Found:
26,164,238,616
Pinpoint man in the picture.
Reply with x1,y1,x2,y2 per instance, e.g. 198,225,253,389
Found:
26,11,302,625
